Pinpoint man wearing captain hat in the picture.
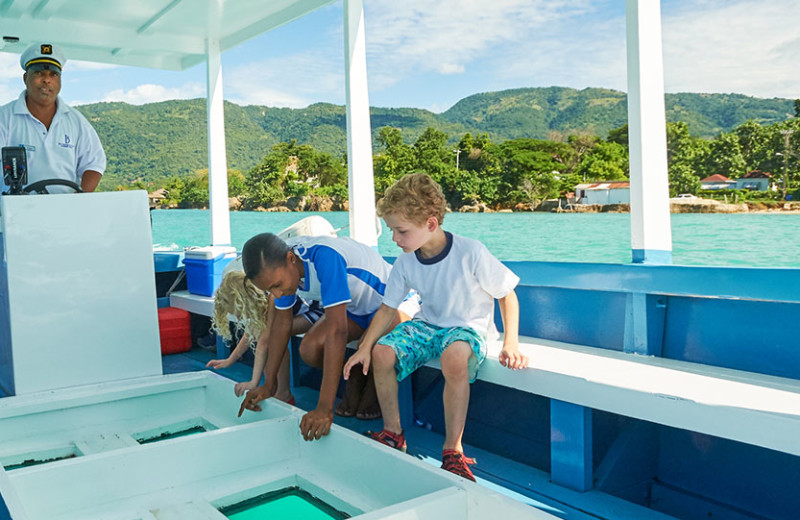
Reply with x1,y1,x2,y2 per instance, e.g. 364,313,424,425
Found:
0,42,106,193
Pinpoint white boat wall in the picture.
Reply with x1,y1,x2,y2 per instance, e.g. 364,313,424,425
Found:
1,1,799,520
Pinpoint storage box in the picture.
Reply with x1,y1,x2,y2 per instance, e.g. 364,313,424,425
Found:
182,246,236,297
157,307,191,355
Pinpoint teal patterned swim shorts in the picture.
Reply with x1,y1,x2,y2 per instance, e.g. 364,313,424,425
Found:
377,320,487,382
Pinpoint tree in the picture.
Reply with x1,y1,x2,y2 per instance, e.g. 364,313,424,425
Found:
607,124,629,150
702,132,747,180
413,127,452,180
566,132,599,172
244,140,317,206
668,163,701,196
665,122,704,193
732,120,775,175
576,141,628,181
227,169,246,198
496,139,572,205
314,154,347,189
374,126,416,192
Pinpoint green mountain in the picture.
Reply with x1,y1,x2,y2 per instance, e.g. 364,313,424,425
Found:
75,87,794,188
441,87,793,140
78,99,276,187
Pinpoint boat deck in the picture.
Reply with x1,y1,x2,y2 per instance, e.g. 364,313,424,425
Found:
164,347,675,520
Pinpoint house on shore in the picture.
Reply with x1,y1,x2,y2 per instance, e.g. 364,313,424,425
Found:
148,188,168,208
575,182,630,205
736,171,772,191
700,174,737,190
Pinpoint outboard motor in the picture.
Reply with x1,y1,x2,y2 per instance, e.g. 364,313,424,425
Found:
2,146,27,195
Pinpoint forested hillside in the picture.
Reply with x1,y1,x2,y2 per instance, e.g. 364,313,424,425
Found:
75,86,795,189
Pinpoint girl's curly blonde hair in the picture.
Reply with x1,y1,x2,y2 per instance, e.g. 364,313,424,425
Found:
212,270,270,343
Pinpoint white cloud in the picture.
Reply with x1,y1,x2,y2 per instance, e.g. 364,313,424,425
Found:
224,48,344,108
100,82,205,104
438,63,465,75
486,7,627,93
357,0,799,102
362,0,595,90
661,0,800,98
0,53,23,104
0,52,22,80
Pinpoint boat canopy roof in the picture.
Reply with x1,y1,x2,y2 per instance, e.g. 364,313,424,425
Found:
0,0,335,70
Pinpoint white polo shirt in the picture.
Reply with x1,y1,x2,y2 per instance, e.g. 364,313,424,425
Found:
0,91,106,193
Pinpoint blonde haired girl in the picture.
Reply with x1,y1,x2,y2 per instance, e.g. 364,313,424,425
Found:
206,269,322,404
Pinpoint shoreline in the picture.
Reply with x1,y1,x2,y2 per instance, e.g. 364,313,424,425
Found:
151,205,800,214
151,197,800,214
551,200,800,215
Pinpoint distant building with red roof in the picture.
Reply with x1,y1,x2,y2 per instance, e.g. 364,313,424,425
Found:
700,174,736,190
736,171,772,191
575,182,630,205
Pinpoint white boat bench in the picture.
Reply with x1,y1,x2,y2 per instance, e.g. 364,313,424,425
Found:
414,260,800,492
437,334,800,458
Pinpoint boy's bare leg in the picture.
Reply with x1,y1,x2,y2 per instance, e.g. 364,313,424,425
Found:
355,369,381,420
355,310,403,420
274,349,294,403
271,315,312,405
336,368,366,417
371,343,402,433
440,341,472,452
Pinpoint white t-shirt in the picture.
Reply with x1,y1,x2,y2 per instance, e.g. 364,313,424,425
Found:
383,232,519,339
273,235,392,328
0,91,106,193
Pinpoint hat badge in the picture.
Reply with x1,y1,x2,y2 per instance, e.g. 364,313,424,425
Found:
41,44,52,55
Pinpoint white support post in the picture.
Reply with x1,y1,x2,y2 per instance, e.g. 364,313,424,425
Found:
343,0,378,246
626,0,672,264
206,37,231,246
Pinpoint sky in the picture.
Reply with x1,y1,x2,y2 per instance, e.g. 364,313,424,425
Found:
0,0,798,112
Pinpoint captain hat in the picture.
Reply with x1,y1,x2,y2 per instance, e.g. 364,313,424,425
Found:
20,43,66,73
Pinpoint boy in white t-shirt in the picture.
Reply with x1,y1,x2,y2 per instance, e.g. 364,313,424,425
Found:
343,173,528,481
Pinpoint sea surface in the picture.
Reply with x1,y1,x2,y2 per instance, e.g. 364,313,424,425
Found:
151,210,800,268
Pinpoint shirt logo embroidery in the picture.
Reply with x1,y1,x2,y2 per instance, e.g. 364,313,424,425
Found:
58,134,75,149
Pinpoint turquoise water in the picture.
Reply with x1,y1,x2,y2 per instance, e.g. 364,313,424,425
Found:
220,487,348,519
225,496,335,520
151,210,800,267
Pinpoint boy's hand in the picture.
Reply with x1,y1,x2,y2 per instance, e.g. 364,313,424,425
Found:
343,349,371,379
234,380,257,397
237,386,272,417
206,358,232,370
299,408,334,441
499,346,528,370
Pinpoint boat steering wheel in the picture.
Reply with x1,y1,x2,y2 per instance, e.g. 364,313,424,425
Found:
22,179,83,194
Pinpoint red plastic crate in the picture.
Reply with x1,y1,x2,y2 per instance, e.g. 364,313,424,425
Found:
157,307,191,355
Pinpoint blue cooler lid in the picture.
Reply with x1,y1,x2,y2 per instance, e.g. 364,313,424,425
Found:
183,245,236,260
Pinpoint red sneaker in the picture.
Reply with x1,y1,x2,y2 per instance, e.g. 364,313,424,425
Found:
441,449,476,481
365,429,407,453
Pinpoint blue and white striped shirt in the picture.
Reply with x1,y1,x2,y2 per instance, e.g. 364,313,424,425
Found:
274,236,391,329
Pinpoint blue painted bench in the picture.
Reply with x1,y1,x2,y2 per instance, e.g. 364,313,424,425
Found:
419,261,800,492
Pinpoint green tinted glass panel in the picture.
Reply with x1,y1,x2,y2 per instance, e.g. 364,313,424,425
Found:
4,453,76,471
137,425,206,444
220,487,348,519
